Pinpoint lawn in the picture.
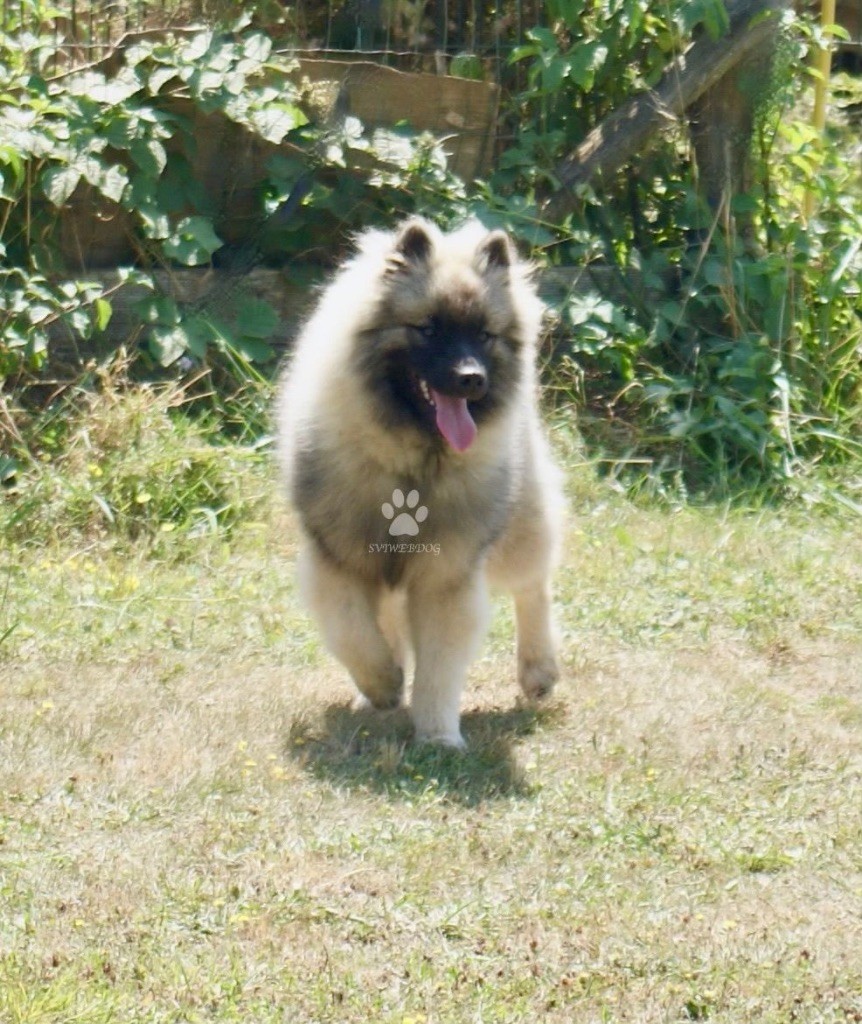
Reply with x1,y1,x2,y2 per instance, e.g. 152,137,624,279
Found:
1,425,861,1023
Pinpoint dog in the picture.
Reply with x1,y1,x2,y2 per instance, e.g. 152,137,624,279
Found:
276,216,564,748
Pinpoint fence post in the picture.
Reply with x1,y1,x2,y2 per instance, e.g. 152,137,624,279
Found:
804,0,837,220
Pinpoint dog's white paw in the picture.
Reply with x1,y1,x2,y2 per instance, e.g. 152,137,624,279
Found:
415,728,466,751
519,656,559,700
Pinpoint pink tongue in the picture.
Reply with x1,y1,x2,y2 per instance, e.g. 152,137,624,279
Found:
431,389,477,452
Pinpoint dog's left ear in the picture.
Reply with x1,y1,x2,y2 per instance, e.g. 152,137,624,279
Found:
395,219,434,261
477,230,514,271
386,218,435,275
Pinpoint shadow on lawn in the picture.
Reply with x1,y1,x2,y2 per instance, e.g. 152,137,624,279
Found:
284,699,565,807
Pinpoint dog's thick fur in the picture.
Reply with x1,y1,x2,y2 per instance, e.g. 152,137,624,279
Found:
276,217,564,748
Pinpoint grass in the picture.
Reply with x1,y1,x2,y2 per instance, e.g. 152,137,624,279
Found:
1,388,862,1023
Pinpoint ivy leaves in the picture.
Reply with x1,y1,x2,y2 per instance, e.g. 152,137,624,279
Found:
0,29,307,375
162,216,223,267
25,28,303,252
1,25,466,379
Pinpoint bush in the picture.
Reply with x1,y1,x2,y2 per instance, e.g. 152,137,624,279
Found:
1,5,859,504
493,8,862,496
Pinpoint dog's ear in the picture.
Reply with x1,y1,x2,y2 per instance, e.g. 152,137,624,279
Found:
389,218,434,269
477,229,514,271
395,219,434,261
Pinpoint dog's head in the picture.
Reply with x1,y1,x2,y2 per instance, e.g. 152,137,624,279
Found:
355,218,543,452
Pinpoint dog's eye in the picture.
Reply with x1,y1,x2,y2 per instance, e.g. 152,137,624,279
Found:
411,322,435,340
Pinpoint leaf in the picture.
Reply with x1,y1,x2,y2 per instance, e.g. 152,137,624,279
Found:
555,0,587,28
67,308,92,336
247,103,307,144
94,298,112,332
181,316,216,359
829,239,862,289
185,31,214,62
0,145,26,192
142,294,181,326
508,43,541,64
0,455,18,485
64,71,141,104
703,258,728,288
130,138,167,177
28,303,54,325
191,68,228,98
702,0,731,40
137,205,171,240
542,55,567,92
149,324,190,366
526,26,558,50
242,32,272,64
231,336,275,363
148,65,179,94
568,293,615,326
74,153,109,189
98,164,129,204
41,165,81,206
566,41,609,90
163,216,223,266
236,296,279,339
93,494,116,523
224,71,247,96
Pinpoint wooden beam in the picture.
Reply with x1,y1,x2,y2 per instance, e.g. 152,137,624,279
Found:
545,0,787,220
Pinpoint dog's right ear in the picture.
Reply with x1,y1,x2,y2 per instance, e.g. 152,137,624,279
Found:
386,219,434,273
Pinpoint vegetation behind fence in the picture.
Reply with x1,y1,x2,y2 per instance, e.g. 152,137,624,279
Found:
1,0,861,499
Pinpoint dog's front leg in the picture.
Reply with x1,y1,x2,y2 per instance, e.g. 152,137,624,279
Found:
298,544,403,709
407,573,489,748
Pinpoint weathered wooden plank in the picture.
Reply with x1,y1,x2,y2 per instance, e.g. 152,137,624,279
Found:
546,0,788,220
294,58,500,181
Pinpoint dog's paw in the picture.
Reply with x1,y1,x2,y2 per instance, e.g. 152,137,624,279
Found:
353,665,404,711
415,728,467,751
519,656,559,700
353,689,403,712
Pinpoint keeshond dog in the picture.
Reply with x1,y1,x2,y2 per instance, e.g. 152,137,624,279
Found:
276,217,564,748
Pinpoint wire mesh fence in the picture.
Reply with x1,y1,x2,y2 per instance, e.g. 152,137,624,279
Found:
288,0,544,65
0,1,551,74
3,0,859,78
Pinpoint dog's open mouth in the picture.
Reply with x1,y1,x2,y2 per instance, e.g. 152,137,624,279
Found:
411,373,477,452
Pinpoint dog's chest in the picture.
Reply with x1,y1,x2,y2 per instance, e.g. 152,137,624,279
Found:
294,444,512,578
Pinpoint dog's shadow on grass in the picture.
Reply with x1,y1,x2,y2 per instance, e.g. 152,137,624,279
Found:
284,700,565,807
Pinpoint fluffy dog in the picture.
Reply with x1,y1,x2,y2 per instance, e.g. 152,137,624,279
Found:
276,217,563,748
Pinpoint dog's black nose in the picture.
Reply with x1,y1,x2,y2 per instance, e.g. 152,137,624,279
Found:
453,359,488,401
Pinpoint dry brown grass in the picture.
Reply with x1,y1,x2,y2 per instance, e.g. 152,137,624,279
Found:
2,472,862,1023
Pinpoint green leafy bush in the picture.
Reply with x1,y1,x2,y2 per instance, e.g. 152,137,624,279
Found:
495,0,728,220
554,139,862,494
498,7,862,496
1,5,859,504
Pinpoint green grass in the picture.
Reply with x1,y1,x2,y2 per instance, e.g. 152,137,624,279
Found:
1,389,862,1023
